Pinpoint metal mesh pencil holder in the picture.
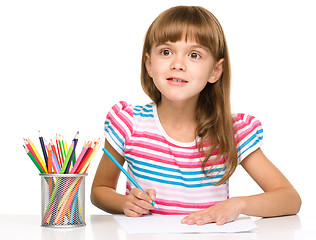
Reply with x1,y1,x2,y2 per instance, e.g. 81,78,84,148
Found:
40,174,87,228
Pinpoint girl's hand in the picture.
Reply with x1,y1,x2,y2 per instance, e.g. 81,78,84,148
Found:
123,188,156,217
181,197,244,226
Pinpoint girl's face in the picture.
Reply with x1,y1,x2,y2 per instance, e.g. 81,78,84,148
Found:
145,39,224,104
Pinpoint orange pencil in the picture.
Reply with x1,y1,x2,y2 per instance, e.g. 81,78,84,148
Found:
48,143,52,174
81,139,101,173
76,142,94,173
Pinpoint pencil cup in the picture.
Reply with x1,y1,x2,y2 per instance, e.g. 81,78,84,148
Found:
40,174,87,228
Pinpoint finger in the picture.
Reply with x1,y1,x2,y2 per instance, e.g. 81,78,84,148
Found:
125,200,151,215
146,189,156,201
129,191,154,210
132,188,152,202
124,208,143,217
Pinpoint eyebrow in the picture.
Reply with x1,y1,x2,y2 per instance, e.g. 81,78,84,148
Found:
154,42,209,52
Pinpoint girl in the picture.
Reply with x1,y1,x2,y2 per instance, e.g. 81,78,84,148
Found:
91,6,301,226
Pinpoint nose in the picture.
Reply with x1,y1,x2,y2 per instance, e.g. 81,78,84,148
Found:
170,56,186,71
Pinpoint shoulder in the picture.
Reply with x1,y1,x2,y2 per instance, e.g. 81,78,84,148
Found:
232,113,263,162
104,101,153,155
233,113,262,133
108,101,154,117
105,101,154,128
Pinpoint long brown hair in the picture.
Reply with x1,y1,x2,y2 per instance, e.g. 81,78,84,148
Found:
141,6,237,186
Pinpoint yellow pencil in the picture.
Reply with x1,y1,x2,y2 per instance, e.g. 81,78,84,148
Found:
28,138,48,173
79,139,101,174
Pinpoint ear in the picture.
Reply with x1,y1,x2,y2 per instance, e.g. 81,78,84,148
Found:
145,53,153,78
208,58,224,83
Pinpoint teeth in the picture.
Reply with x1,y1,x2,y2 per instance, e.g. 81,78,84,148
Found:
169,78,185,82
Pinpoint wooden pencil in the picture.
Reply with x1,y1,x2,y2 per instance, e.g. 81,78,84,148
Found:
28,138,48,173
24,145,45,174
47,143,52,174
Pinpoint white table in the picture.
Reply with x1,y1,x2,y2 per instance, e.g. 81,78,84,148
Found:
0,214,314,240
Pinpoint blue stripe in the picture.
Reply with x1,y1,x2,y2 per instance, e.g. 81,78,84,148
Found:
129,162,220,182
104,122,124,152
237,129,263,157
125,156,223,176
133,112,154,118
128,165,222,188
134,105,153,113
133,105,154,118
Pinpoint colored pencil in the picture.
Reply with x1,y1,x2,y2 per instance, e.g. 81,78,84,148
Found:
24,139,45,171
39,131,48,169
102,147,159,209
65,132,79,173
28,139,48,173
24,132,100,226
50,140,61,173
56,135,63,167
51,150,61,174
47,143,52,174
60,141,74,174
76,142,94,173
59,135,66,163
80,139,101,174
24,145,45,173
70,141,89,174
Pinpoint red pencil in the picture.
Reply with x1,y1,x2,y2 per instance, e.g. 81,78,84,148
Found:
56,134,63,167
75,142,94,173
24,138,45,171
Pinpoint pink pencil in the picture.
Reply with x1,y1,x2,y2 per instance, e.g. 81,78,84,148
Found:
50,140,60,174
70,142,89,174
24,139,45,171
75,142,94,173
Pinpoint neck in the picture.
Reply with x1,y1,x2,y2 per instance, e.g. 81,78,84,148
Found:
157,98,197,123
156,97,199,143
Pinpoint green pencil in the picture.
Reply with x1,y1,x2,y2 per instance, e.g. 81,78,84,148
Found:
24,145,45,174
60,141,74,174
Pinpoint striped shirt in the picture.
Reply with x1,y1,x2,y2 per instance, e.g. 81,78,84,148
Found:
104,101,263,215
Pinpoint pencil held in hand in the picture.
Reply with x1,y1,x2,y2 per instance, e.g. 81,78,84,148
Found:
102,147,159,209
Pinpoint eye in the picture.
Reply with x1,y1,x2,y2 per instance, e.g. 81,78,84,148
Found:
189,52,201,59
161,49,172,56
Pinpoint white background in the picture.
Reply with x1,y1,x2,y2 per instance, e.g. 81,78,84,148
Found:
0,0,315,218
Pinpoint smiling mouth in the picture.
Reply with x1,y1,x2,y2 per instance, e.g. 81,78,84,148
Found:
167,78,188,83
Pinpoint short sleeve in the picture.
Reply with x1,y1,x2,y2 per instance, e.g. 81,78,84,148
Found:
104,101,134,156
233,113,263,164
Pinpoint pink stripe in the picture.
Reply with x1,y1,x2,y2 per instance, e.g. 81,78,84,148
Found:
112,103,133,135
234,114,262,143
118,101,133,117
237,120,261,143
152,209,196,215
132,131,197,149
127,150,224,168
107,111,128,140
127,140,203,159
151,181,227,194
156,198,219,209
158,191,227,201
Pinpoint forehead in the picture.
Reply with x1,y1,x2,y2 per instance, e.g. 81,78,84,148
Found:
153,39,210,52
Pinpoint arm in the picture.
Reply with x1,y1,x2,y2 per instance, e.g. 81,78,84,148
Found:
238,147,301,217
182,148,301,225
90,139,155,216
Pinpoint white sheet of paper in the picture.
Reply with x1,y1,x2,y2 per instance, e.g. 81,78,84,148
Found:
113,215,257,234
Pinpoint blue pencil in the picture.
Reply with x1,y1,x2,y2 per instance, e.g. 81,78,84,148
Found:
102,148,159,209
